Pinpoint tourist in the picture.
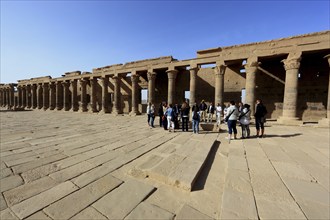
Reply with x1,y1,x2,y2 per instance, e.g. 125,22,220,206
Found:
223,103,230,125
192,103,200,134
238,102,243,113
158,102,164,127
199,100,207,122
207,102,215,123
254,99,268,138
239,104,251,138
225,101,239,142
173,103,181,129
146,102,152,126
162,103,168,130
180,101,190,132
216,103,222,126
165,104,175,132
147,103,155,128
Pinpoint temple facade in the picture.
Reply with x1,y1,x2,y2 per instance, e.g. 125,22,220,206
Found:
1,31,330,126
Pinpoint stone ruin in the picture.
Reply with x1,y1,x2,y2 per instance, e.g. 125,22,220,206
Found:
1,31,330,126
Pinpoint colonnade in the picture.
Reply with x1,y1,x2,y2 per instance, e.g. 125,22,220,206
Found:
0,53,329,126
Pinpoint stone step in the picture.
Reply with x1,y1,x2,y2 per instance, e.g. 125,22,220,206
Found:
129,135,216,191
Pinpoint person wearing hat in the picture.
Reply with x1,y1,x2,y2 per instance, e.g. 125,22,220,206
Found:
239,103,251,138
199,100,207,122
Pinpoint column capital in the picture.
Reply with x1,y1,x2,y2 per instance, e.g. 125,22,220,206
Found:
214,65,227,76
282,52,302,71
324,54,330,65
244,58,260,73
131,74,139,83
166,69,178,80
147,71,157,81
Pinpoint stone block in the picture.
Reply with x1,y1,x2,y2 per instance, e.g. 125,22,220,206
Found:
25,211,52,220
0,175,23,193
49,161,96,182
10,181,78,219
0,168,12,179
93,179,155,219
71,207,107,220
0,194,7,211
0,208,19,220
176,204,213,220
12,153,67,174
125,202,174,220
43,174,122,219
3,176,57,206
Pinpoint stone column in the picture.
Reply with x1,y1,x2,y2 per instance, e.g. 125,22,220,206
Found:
43,83,49,110
214,64,226,107
318,54,330,127
277,52,302,125
22,86,27,108
49,82,56,110
100,76,110,113
37,83,43,109
31,84,37,109
5,88,9,107
244,57,259,117
62,81,70,111
56,81,63,110
89,77,98,112
26,85,31,109
167,69,178,105
17,86,23,108
147,71,156,104
189,67,199,107
71,79,78,111
0,89,3,107
2,89,5,107
79,79,88,112
112,75,122,115
9,84,15,109
130,74,140,115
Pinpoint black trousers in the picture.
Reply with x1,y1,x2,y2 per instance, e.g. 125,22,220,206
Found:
182,117,189,131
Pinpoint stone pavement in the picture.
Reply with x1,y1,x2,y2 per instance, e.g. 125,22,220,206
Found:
0,109,329,220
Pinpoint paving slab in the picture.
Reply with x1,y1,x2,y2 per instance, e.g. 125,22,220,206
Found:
176,204,213,220
0,208,19,220
10,181,78,219
92,179,155,219
3,176,57,207
125,201,174,220
0,193,7,211
49,161,96,182
71,207,107,220
0,175,24,193
25,211,52,220
43,174,122,219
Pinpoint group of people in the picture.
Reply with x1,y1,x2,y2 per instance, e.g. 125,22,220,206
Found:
223,99,268,142
146,99,268,140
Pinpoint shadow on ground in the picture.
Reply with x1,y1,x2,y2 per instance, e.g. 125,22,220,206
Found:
192,140,220,191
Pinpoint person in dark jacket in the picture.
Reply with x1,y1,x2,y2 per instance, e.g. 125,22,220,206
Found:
207,102,215,123
180,101,190,132
199,100,208,122
254,99,268,138
158,103,164,127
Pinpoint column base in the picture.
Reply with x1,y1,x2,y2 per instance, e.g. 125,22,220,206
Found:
112,109,123,116
318,118,330,127
99,109,110,114
277,116,303,126
129,111,141,116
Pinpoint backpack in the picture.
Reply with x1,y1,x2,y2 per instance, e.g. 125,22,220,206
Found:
192,111,199,120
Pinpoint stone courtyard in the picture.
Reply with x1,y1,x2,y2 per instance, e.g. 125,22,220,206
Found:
0,109,329,219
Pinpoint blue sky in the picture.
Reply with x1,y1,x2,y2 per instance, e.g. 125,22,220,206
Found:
1,0,329,83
